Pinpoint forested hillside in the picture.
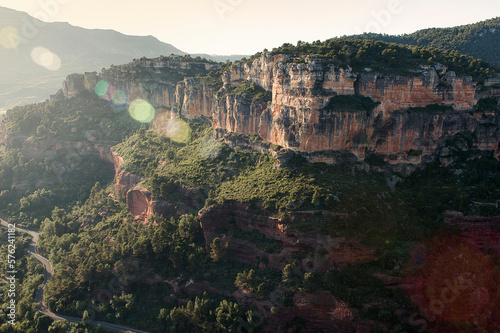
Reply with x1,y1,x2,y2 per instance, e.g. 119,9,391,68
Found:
1,22,500,332
348,17,500,67
262,38,496,78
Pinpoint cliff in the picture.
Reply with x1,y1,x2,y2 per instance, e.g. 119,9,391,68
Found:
111,150,203,221
445,214,500,253
60,53,500,166
199,202,376,271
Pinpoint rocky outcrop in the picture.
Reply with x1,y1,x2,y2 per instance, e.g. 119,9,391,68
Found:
199,202,376,271
60,53,500,167
126,186,197,222
261,291,376,333
62,74,86,98
219,56,495,163
62,58,220,115
126,185,153,221
445,214,500,252
226,55,476,111
111,150,203,221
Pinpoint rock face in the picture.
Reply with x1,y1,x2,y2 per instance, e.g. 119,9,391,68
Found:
445,215,500,253
262,291,370,333
111,150,202,221
60,53,500,167
62,74,86,98
216,56,495,164
199,202,376,271
111,152,143,198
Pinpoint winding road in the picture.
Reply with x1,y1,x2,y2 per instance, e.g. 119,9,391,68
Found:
1,218,151,333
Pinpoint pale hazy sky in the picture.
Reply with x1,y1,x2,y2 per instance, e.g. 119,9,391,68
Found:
0,0,499,55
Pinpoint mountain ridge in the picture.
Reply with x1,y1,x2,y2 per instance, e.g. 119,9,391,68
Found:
56,42,500,172
0,6,246,110
344,16,500,67
1,16,500,332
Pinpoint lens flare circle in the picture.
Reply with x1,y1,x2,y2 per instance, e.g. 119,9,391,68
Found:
198,136,222,159
164,119,192,143
0,26,20,49
95,80,109,97
405,234,496,325
112,90,127,105
129,99,155,123
31,47,61,71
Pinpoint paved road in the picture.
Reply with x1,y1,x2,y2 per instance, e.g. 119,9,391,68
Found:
1,218,151,333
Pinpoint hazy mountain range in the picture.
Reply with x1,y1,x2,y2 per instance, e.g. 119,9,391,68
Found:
1,6,499,112
1,8,500,332
0,6,245,111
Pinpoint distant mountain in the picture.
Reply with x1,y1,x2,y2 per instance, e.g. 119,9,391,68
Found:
347,17,500,68
0,6,245,110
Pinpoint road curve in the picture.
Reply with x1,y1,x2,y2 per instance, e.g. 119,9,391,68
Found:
1,218,151,333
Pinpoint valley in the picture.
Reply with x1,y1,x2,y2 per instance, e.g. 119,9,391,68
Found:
0,16,500,333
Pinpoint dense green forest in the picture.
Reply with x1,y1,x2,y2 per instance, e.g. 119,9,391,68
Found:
0,93,140,228
0,229,46,332
4,114,499,331
1,25,500,332
1,77,500,332
261,38,497,79
348,17,500,68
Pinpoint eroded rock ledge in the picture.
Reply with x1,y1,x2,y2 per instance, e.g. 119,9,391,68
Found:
199,202,376,271
60,54,500,168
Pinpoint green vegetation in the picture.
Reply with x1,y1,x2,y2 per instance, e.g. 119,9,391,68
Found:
219,82,272,103
1,120,498,333
2,27,499,331
349,17,500,68
0,230,47,333
0,92,134,228
112,54,222,84
33,183,269,332
3,91,139,144
216,156,329,210
406,103,454,113
3,106,499,331
270,39,496,79
474,97,500,113
198,63,232,90
323,95,380,113
364,153,386,167
159,295,261,333
115,122,332,211
210,237,228,262
234,268,279,300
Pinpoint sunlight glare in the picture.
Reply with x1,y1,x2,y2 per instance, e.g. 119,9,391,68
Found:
198,136,222,158
112,89,127,106
129,99,155,123
95,80,109,97
164,119,192,143
0,26,20,49
31,47,61,71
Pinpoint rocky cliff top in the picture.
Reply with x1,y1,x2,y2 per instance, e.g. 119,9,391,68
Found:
54,42,500,170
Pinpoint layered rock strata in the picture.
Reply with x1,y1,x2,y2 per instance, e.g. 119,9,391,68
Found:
59,54,499,166
199,202,376,271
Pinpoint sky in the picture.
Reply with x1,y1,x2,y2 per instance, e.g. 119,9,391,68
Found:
0,0,499,55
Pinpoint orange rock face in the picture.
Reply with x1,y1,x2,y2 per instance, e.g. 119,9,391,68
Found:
127,186,152,221
60,53,499,166
111,150,201,221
